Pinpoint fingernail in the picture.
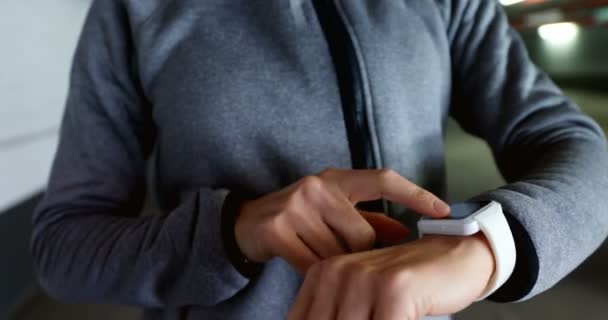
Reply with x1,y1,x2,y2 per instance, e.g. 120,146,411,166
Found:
433,200,451,216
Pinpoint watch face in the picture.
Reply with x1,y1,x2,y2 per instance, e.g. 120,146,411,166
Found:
447,202,489,220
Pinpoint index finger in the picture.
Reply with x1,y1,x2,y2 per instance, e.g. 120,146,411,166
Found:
332,169,450,218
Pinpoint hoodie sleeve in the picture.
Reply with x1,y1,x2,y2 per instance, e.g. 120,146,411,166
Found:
440,0,608,301
31,0,250,308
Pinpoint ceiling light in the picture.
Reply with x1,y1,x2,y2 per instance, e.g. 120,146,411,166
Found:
500,0,526,6
537,22,580,46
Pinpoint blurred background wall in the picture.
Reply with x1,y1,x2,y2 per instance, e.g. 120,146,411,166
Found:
0,1,91,318
0,0,90,213
0,0,606,319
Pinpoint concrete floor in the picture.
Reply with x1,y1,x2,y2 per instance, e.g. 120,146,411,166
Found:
8,88,608,320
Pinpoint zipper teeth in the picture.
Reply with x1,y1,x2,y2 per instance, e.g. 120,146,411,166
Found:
312,0,386,214
312,0,375,170
332,0,379,170
348,40,376,169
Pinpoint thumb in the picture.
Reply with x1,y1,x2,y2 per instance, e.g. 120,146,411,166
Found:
360,211,410,246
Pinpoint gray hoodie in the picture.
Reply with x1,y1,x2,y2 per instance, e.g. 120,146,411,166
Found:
31,0,608,319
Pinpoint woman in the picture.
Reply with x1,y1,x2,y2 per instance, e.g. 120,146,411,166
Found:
32,0,608,319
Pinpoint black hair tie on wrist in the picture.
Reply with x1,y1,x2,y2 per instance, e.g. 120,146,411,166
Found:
221,190,264,278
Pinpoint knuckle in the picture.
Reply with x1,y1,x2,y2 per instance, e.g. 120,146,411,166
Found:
306,262,322,280
260,217,287,248
379,168,399,181
319,257,346,276
347,261,376,282
260,218,278,244
260,216,280,235
357,225,376,249
281,197,300,216
317,258,334,274
306,260,320,274
381,268,411,293
299,175,325,196
347,221,376,251
318,167,338,178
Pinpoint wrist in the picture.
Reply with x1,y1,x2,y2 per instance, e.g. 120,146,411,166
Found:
221,191,263,278
471,232,496,284
233,199,264,262
471,232,494,256
417,201,516,300
472,202,516,300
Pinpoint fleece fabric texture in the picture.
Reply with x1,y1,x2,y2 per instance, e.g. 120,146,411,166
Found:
32,0,608,319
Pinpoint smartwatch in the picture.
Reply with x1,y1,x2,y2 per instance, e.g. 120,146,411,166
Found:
417,201,516,300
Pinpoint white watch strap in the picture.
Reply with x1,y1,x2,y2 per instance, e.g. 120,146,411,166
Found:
473,201,516,300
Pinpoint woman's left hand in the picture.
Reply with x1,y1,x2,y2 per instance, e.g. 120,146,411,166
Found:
287,233,495,320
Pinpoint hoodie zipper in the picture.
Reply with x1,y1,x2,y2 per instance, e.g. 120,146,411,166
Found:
312,0,384,213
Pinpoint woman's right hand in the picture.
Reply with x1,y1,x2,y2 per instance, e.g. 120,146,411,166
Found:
234,168,450,274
